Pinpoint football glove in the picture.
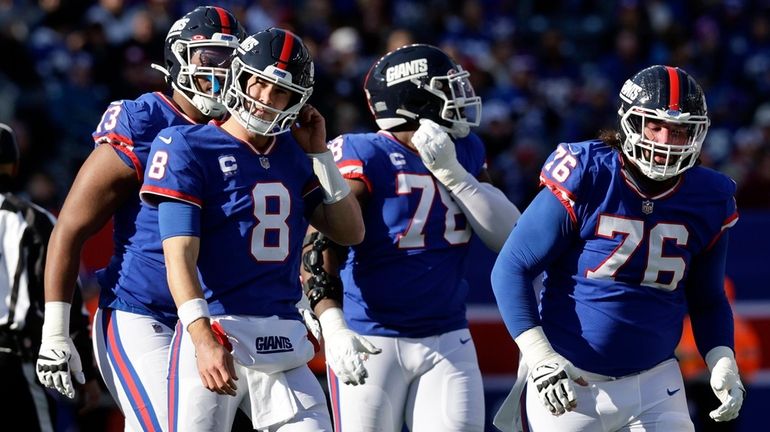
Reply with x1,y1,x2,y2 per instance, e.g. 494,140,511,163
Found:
529,354,585,416
706,346,746,422
297,291,322,343
319,307,381,385
516,326,587,416
412,119,470,191
36,302,85,399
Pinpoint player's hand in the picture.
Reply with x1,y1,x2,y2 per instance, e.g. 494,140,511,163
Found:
411,118,469,190
320,308,381,385
189,320,238,396
708,356,745,422
37,335,85,399
36,302,85,399
292,104,327,154
529,353,588,416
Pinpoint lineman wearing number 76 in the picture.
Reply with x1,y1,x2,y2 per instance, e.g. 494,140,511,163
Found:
491,65,745,432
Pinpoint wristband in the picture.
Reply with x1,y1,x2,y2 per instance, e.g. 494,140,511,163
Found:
309,151,351,204
178,298,210,330
318,307,348,334
42,301,71,338
514,326,558,367
705,346,736,372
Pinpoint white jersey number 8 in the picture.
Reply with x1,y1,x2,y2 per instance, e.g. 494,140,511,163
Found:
251,183,290,262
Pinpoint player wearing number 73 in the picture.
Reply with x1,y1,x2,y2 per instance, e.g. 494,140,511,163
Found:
491,65,745,432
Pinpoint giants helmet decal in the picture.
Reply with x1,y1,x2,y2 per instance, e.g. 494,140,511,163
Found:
618,65,710,181
364,44,481,137
224,28,314,136
155,6,245,118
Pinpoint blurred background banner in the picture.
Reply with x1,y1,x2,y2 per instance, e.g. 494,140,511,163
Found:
1,1,768,431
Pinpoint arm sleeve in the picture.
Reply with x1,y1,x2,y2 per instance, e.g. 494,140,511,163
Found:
449,176,521,252
158,201,201,240
491,188,575,339
685,232,735,357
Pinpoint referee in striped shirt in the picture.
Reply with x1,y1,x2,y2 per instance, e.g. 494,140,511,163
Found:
0,123,100,431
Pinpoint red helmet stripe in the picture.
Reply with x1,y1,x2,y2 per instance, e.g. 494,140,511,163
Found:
213,7,231,34
666,66,680,111
277,33,294,70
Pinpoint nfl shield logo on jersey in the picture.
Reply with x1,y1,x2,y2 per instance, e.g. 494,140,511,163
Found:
642,200,654,215
260,156,270,169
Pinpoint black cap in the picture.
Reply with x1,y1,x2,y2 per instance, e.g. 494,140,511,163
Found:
0,123,20,164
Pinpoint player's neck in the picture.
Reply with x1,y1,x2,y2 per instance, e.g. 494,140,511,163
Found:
220,118,273,150
390,130,417,151
622,162,679,195
171,91,209,123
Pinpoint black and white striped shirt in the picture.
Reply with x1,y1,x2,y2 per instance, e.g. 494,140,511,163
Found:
0,192,94,376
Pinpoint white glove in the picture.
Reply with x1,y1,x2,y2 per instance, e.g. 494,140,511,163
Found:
516,327,587,416
411,119,470,191
319,308,381,385
705,346,745,422
36,302,85,399
297,292,322,343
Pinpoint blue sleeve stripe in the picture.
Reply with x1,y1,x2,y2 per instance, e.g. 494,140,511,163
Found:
158,201,200,240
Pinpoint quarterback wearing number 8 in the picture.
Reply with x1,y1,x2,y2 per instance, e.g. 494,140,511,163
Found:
140,28,363,431
491,65,745,432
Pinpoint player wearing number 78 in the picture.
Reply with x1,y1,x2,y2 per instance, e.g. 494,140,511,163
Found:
491,65,744,431
301,44,521,432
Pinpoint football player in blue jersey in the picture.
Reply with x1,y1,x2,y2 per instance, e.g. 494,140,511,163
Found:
36,6,245,431
299,44,521,432
491,65,745,432
139,28,363,431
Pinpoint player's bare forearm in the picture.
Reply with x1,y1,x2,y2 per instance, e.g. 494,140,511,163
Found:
45,145,137,302
312,193,364,246
162,235,204,307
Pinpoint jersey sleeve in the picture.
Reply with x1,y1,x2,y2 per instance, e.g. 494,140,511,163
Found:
327,134,373,193
91,99,151,180
706,192,739,251
538,142,592,226
139,126,205,208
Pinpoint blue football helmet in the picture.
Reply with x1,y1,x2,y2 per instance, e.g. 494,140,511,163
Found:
224,28,314,136
364,44,481,137
618,65,710,181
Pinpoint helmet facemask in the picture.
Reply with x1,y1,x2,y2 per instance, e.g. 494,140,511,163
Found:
171,34,240,118
225,57,313,136
418,67,482,138
620,106,709,181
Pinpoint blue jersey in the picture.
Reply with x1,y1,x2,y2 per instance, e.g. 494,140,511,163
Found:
331,131,486,338
93,92,198,326
140,124,323,320
536,140,738,376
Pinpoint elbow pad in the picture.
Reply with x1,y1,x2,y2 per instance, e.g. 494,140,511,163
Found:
302,232,344,309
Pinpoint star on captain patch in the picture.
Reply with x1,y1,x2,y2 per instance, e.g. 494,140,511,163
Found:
260,156,270,169
642,200,654,215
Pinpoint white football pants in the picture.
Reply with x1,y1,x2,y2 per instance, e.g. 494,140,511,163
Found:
327,328,485,432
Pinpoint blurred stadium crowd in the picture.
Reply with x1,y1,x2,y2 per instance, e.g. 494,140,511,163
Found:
1,0,770,212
